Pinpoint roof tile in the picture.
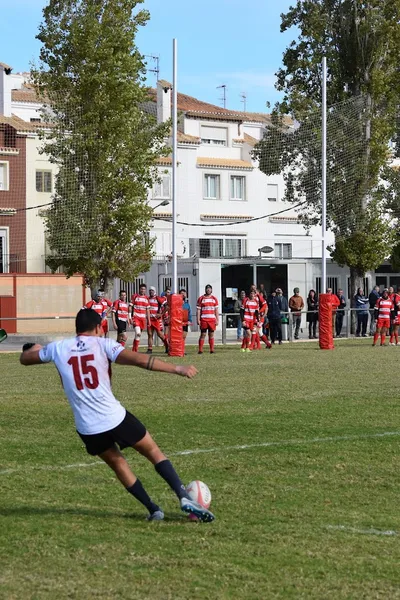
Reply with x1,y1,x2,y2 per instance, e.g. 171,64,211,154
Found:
197,157,253,170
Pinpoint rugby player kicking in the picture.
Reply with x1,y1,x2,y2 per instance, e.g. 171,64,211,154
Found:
20,309,215,523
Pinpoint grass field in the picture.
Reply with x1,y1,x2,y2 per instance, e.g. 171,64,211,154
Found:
1,340,400,599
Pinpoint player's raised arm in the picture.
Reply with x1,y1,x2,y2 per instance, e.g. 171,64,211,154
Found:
115,349,198,378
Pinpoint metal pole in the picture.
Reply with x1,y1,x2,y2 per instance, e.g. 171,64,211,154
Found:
322,56,327,292
172,38,178,294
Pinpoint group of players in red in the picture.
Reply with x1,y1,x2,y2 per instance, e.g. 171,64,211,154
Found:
239,284,272,352
83,284,222,355
372,287,400,346
84,286,171,354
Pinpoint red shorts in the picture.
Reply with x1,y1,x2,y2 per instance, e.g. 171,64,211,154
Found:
148,319,163,333
377,318,390,330
133,317,146,331
394,315,400,326
101,319,108,334
200,319,216,332
242,319,254,331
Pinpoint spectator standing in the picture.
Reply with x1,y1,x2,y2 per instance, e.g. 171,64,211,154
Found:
267,291,283,344
306,290,318,339
234,291,246,341
276,288,289,340
354,287,369,337
368,285,380,335
258,284,267,300
289,288,304,340
335,289,346,337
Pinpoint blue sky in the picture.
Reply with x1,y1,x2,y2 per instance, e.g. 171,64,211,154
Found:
0,0,297,113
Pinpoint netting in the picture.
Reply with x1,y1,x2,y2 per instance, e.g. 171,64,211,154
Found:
253,96,374,238
0,80,161,279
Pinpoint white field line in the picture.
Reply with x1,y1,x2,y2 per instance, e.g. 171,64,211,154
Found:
326,525,398,536
1,430,400,477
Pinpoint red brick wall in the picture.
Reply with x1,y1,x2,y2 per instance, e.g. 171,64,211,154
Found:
0,125,27,272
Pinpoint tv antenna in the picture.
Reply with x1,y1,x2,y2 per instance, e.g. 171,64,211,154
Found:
240,92,247,112
217,84,227,109
145,54,160,82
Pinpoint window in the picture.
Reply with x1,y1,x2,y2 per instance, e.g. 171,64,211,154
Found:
316,277,339,296
201,126,227,146
204,174,220,199
0,162,9,191
347,277,369,299
189,238,246,259
267,183,278,202
153,174,171,199
120,277,146,299
161,276,189,294
0,229,8,273
230,176,245,201
36,170,52,193
274,243,292,259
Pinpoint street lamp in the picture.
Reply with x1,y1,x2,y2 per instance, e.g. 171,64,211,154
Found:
152,200,170,211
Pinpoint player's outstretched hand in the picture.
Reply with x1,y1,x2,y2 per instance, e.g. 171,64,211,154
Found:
176,365,198,379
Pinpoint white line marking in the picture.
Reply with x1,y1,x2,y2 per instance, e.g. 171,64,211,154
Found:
1,430,399,476
326,525,398,536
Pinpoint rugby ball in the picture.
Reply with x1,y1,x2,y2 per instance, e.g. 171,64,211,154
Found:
185,480,211,509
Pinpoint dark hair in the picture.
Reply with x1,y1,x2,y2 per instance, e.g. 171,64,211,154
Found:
139,283,147,289
179,288,186,293
119,289,126,295
76,308,101,334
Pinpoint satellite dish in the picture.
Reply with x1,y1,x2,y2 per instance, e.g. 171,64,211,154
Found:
258,246,274,254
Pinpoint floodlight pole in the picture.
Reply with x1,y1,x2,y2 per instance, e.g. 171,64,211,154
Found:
321,57,327,292
172,38,178,294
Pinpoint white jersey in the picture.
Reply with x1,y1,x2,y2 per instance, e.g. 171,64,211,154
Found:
39,336,126,435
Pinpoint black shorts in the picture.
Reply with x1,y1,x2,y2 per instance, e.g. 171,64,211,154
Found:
116,319,127,334
78,411,146,456
183,325,188,332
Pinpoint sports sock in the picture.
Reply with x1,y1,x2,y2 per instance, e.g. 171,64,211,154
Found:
133,339,139,352
390,334,394,343
199,338,205,352
126,479,160,514
373,333,379,345
250,333,256,349
245,336,250,349
396,332,399,344
155,459,186,500
381,333,386,345
261,334,271,348
163,336,168,348
209,337,215,352
241,338,246,349
256,333,261,349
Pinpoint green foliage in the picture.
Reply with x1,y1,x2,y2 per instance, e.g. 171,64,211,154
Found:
255,0,400,278
32,0,169,289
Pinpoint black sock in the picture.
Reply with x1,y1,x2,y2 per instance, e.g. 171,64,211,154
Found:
126,479,160,514
155,459,186,500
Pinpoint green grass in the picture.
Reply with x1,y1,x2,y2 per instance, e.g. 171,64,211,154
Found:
1,341,400,599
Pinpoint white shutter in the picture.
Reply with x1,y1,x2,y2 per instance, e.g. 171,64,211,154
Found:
201,126,227,142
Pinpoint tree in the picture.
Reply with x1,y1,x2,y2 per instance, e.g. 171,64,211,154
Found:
254,0,400,295
32,0,169,293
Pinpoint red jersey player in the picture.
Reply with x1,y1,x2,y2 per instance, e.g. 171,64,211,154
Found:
253,292,272,350
197,284,219,354
390,289,400,345
147,286,169,354
84,290,112,337
240,290,259,352
130,284,151,352
373,288,393,347
112,289,130,347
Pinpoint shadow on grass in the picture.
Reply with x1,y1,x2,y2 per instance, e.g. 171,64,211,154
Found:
0,505,185,522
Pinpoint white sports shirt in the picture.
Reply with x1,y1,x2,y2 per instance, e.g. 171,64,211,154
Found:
39,336,126,435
